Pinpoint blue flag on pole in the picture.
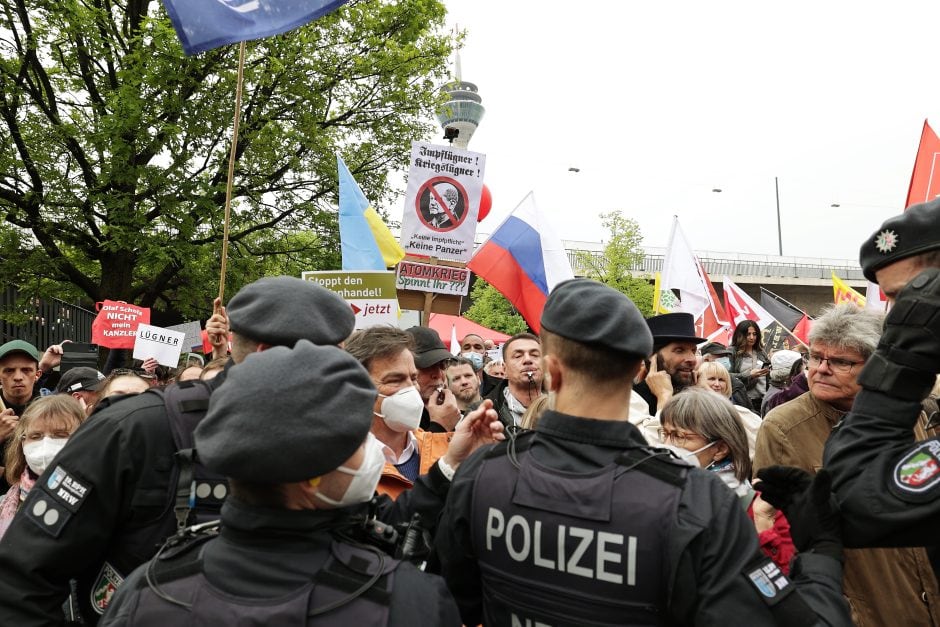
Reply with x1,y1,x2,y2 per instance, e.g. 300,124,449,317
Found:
162,0,350,55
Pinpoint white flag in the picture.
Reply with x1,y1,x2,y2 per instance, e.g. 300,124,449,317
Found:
661,217,708,317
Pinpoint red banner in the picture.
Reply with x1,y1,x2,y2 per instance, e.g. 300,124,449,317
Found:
91,300,150,349
906,120,940,208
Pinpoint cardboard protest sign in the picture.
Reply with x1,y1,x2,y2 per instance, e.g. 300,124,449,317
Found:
400,142,486,263
91,301,150,349
395,260,470,296
133,324,186,367
166,321,203,351
302,271,398,330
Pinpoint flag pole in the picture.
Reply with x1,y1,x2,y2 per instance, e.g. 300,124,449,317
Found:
218,40,248,303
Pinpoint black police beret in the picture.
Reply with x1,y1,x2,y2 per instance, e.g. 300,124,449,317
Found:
227,276,355,347
860,199,940,282
540,279,652,357
195,341,376,482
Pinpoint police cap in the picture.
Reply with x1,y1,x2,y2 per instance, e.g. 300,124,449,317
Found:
860,198,940,282
195,340,375,482
227,276,355,347
540,279,653,357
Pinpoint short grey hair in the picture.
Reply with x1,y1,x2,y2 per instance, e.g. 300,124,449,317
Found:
808,303,883,359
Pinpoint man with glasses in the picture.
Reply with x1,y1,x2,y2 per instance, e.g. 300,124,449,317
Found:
755,303,940,626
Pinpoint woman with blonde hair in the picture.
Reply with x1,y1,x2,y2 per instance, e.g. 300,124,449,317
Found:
659,388,794,572
0,395,85,538
696,361,761,459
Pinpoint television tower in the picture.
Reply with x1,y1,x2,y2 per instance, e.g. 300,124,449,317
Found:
436,48,485,150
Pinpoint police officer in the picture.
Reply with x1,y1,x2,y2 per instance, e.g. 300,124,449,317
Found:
821,199,940,552
0,276,486,625
435,278,851,626
99,341,461,626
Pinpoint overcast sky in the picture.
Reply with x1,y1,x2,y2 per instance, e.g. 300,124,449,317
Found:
435,1,940,263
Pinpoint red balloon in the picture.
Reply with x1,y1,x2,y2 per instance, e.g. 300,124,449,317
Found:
478,184,492,222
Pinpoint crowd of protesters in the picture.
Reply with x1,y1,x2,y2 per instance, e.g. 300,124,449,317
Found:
0,200,935,626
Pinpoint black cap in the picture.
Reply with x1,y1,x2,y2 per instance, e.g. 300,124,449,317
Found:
195,341,376,482
700,341,732,357
860,199,940,282
227,276,356,347
406,326,453,369
646,313,707,347
55,367,106,394
540,279,652,357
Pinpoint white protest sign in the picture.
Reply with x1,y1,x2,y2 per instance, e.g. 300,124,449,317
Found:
400,142,486,263
301,270,399,330
395,260,471,296
133,324,186,367
165,321,203,351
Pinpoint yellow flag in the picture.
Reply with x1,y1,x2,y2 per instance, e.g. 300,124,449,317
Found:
363,206,405,267
832,271,866,307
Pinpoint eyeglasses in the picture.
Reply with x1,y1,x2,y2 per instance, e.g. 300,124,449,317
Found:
23,430,71,442
806,353,864,374
657,428,707,447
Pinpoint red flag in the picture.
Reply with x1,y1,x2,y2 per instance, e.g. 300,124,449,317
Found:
905,120,940,208
791,314,811,345
694,261,730,345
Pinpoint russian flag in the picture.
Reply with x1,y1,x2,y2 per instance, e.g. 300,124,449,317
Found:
468,193,573,333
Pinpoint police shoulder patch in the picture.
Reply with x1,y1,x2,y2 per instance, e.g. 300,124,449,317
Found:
743,557,792,607
889,440,940,502
25,464,93,538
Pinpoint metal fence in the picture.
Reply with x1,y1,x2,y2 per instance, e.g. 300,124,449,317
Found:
0,287,95,349
569,251,865,281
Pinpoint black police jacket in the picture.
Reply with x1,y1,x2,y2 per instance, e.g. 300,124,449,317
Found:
436,410,851,627
99,498,460,626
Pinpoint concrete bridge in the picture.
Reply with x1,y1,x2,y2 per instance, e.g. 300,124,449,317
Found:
565,241,866,317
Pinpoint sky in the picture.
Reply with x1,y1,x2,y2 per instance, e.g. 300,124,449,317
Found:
434,1,940,263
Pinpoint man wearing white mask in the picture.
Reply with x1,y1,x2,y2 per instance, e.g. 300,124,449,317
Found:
345,326,457,500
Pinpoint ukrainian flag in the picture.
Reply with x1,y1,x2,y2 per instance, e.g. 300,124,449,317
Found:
337,155,405,270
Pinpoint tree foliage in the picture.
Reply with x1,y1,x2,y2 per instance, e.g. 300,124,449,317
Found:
0,0,452,319
577,211,654,316
464,279,528,336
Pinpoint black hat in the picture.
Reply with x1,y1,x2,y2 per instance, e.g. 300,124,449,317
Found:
646,313,707,347
406,326,453,369
227,276,355,347
699,341,732,357
540,279,653,357
0,340,40,363
195,341,376,483
55,367,106,394
860,199,940,282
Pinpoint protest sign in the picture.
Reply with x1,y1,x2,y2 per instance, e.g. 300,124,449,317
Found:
400,142,486,263
91,301,150,349
395,260,470,296
302,271,398,330
133,324,186,367
166,321,203,351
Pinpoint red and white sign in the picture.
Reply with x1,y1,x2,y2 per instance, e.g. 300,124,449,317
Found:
91,300,150,349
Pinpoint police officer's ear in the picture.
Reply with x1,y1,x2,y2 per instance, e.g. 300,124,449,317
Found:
543,354,562,393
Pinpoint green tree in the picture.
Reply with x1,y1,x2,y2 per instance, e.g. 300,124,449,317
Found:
0,0,452,319
577,211,654,316
464,279,528,336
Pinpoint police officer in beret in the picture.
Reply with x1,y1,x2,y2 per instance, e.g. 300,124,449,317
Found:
812,199,940,556
99,341,461,626
0,276,495,625
436,278,851,626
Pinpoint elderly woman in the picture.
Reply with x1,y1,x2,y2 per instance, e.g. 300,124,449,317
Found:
0,395,85,538
659,388,794,573
696,361,761,459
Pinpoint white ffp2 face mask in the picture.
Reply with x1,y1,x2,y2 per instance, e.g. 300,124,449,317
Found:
375,386,424,432
22,437,69,476
314,434,386,507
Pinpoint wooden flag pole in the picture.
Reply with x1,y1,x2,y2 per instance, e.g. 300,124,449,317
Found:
218,40,248,303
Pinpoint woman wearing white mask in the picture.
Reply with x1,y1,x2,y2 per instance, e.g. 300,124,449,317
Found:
0,395,84,538
658,388,795,573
